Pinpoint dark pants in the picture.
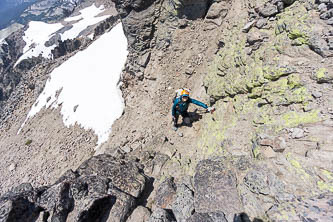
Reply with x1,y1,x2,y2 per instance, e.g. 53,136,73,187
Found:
174,111,191,126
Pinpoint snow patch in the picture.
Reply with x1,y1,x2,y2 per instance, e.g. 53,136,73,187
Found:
61,5,108,40
15,21,63,66
19,23,128,146
15,4,108,66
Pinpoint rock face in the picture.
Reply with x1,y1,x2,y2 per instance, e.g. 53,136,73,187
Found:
0,154,148,222
194,159,242,221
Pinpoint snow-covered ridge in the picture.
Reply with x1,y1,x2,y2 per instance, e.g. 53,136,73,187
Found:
19,23,128,146
15,4,108,66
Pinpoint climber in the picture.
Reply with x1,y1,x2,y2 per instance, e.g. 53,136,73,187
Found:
172,89,214,131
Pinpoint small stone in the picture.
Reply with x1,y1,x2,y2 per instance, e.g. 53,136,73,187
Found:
256,18,267,29
242,20,256,33
312,90,323,98
290,128,305,139
8,163,17,171
318,3,328,12
178,132,183,137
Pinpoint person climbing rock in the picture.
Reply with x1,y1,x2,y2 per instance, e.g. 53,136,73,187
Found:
172,89,214,131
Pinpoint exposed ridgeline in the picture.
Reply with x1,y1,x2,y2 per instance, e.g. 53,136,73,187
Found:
1,0,333,221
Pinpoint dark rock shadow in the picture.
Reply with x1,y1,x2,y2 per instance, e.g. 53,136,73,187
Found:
234,212,264,222
180,109,204,127
137,176,155,207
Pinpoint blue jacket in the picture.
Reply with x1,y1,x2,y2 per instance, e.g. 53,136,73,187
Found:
172,95,208,116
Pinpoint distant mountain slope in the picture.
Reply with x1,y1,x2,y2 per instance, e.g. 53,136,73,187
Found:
0,0,82,29
0,0,37,29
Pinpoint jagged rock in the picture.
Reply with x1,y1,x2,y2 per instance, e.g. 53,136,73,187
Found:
186,212,227,222
243,168,285,197
0,184,43,222
37,182,74,222
320,8,333,20
154,177,176,209
171,184,194,222
76,154,146,198
259,3,278,17
194,158,242,221
205,1,229,20
127,206,151,222
51,39,82,59
172,0,210,20
267,193,333,221
0,154,147,222
309,34,333,57
148,208,176,222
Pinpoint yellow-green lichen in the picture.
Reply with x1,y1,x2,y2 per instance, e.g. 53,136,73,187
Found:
316,68,326,80
286,153,311,181
281,110,320,128
317,181,333,192
322,169,333,180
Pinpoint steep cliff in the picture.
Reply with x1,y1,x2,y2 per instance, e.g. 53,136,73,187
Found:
0,0,333,221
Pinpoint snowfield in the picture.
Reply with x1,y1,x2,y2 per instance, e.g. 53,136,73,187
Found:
15,4,108,66
20,23,128,146
15,21,63,65
61,5,108,40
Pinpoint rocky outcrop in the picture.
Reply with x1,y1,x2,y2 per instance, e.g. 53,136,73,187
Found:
0,154,148,222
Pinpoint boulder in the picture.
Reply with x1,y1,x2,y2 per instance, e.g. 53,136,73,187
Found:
127,206,151,222
259,3,278,17
267,193,333,221
194,158,243,221
154,177,177,209
186,212,227,222
172,0,210,20
0,154,148,222
243,168,285,197
0,184,43,222
148,208,176,222
171,184,194,222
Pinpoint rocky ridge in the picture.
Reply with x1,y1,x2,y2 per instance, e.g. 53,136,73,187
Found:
1,0,333,221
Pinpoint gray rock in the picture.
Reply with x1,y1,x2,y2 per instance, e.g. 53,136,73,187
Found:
242,20,256,33
154,177,177,209
38,182,74,222
171,184,194,222
309,34,332,57
320,8,333,20
127,206,151,222
186,212,227,222
267,193,333,221
0,185,43,222
282,0,295,5
244,168,285,197
290,128,305,139
312,90,323,98
148,208,176,222
327,17,333,25
255,18,267,29
318,3,328,12
172,0,210,20
246,31,264,45
194,158,243,221
206,1,229,20
76,154,146,198
259,3,278,17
